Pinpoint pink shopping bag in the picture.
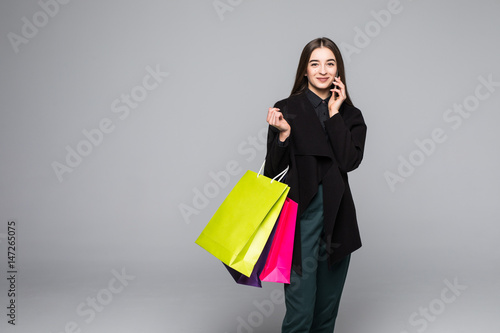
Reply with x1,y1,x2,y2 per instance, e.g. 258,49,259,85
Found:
259,197,297,284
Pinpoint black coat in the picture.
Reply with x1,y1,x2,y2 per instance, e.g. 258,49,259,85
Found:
264,91,367,275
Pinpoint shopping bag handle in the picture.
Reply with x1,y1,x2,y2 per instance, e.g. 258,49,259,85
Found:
257,161,289,183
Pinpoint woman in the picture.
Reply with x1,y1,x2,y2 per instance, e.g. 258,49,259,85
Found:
264,37,367,332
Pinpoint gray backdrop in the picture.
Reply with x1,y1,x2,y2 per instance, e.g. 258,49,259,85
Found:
1,0,499,332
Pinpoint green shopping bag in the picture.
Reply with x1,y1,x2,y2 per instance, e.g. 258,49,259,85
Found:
195,163,289,277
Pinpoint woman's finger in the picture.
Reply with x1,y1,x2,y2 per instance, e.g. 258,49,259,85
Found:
334,76,344,86
340,84,347,98
267,107,280,124
274,112,282,127
271,112,278,127
267,107,277,124
267,108,273,123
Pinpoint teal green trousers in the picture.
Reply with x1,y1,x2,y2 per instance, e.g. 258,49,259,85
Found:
282,184,351,333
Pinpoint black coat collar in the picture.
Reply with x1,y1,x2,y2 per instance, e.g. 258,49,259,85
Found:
286,92,334,158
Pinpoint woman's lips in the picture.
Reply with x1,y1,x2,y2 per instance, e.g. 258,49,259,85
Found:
317,77,329,83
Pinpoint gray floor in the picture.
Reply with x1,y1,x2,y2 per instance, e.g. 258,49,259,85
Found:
1,255,498,333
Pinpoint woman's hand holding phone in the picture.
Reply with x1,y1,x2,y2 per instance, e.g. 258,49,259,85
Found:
328,75,346,117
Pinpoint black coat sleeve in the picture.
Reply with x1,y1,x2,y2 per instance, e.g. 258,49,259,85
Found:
324,104,367,173
264,100,290,178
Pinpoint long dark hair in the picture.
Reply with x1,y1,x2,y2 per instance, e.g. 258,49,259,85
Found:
290,37,353,106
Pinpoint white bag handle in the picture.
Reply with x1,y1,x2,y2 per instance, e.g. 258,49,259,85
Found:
257,160,289,183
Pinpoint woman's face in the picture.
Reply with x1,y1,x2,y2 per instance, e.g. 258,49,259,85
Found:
305,47,337,97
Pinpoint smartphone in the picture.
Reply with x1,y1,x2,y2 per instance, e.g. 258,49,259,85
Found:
332,74,339,96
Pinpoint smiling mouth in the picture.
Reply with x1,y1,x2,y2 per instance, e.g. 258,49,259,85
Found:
317,77,329,82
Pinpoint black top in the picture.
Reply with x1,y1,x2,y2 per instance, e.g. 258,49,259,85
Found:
305,88,331,130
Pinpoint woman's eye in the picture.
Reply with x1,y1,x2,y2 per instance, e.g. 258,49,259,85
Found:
327,63,335,66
